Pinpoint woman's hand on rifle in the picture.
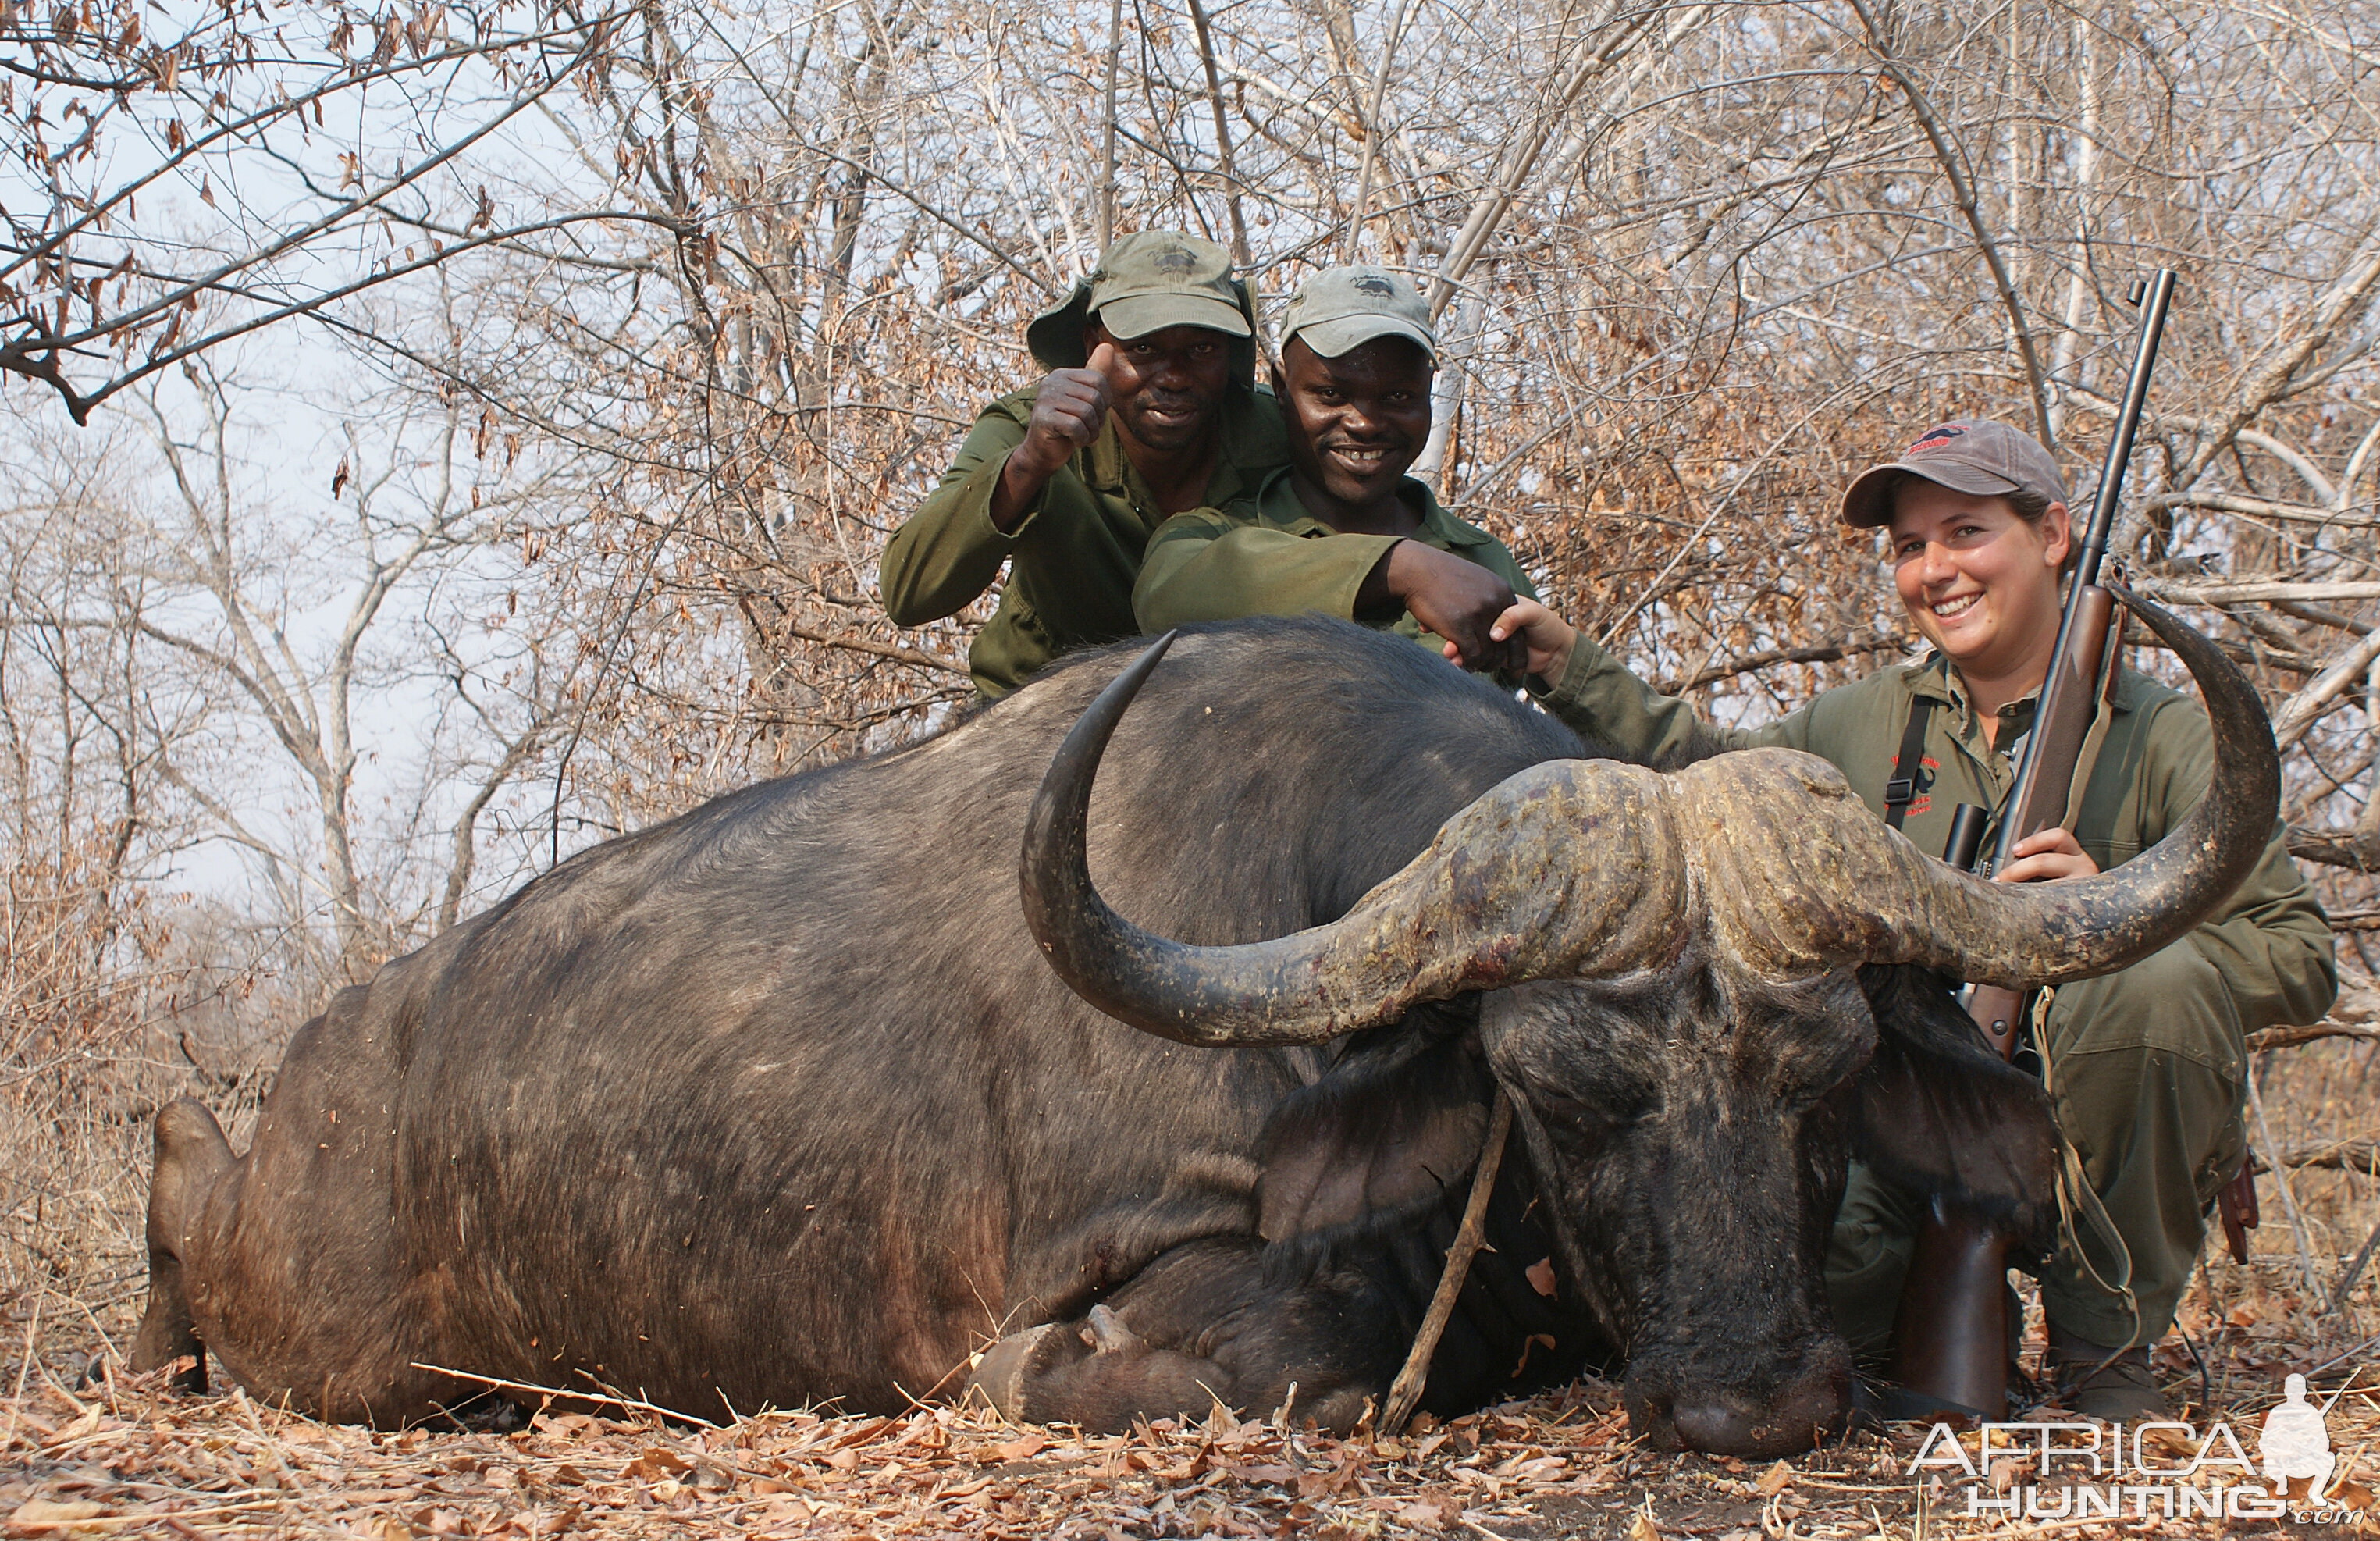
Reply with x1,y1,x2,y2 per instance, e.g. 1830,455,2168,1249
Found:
1994,827,2100,884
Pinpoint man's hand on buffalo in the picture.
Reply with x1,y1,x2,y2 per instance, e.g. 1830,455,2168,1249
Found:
1362,539,1524,673
992,342,1120,532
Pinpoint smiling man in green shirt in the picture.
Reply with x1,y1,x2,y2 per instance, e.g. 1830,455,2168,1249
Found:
880,232,1288,698
1132,265,1534,673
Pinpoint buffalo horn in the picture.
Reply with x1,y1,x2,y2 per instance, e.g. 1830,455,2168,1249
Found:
1019,635,1689,1045
1022,588,2279,1041
1695,583,2281,987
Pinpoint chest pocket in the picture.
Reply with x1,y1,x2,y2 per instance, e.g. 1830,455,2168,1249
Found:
2083,837,2143,874
2069,699,2160,869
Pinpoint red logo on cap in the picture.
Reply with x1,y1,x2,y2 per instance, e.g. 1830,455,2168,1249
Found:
1905,424,1966,455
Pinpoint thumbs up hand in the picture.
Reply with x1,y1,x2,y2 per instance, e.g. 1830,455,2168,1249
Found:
1016,345,1117,482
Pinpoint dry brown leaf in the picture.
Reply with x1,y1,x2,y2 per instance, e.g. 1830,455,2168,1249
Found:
1755,1458,1792,1495
824,1415,898,1449
1628,1507,1661,1541
1152,1446,1211,1482
1525,1257,1558,1297
622,1446,690,1482
988,1432,1046,1463
8,1500,109,1530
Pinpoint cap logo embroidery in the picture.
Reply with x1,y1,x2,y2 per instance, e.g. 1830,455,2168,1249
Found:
1151,247,1198,275
1353,274,1396,296
1905,425,1966,454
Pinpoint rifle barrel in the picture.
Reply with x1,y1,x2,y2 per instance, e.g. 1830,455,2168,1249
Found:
2072,269,2177,589
1988,269,2176,873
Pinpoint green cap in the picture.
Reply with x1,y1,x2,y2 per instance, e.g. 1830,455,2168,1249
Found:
1279,265,1436,365
1026,232,1254,372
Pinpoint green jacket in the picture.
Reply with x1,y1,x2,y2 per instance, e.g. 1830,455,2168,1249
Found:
880,386,1288,698
1533,639,2337,1037
1133,468,1536,658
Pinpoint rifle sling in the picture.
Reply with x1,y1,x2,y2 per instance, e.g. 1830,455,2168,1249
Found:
1884,696,1937,830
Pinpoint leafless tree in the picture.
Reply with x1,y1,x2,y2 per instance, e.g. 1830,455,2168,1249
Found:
14,0,2380,1066
0,0,654,421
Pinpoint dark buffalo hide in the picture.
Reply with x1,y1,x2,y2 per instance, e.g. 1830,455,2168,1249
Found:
133,617,2060,1454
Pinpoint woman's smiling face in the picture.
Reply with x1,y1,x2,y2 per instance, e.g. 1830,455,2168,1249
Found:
1887,479,2072,686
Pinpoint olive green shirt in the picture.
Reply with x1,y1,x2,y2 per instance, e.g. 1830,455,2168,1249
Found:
880,386,1288,698
1533,639,2336,1037
1133,468,1536,659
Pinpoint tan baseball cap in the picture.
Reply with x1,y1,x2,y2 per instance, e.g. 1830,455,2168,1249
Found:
1024,232,1250,372
1280,266,1436,365
1839,419,2070,528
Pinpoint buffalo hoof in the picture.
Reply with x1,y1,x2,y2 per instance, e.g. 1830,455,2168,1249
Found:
967,1323,1076,1421
1083,1304,1144,1355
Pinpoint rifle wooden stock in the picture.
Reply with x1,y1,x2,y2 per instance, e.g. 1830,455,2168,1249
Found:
1999,585,2118,865
1965,585,2118,1059
1887,603,2128,1418
1889,1206,2010,1418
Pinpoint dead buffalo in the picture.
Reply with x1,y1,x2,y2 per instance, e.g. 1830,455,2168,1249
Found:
130,599,2275,1457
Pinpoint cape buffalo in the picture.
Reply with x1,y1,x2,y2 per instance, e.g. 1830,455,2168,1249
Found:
130,596,2275,1457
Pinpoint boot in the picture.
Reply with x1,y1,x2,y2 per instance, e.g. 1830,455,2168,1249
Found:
2044,1323,2168,1422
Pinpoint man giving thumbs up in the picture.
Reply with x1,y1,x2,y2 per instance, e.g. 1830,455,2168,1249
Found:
881,233,1286,698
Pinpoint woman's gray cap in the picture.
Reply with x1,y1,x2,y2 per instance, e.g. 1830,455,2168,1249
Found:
1840,419,2071,528
1026,233,1252,372
1279,266,1437,365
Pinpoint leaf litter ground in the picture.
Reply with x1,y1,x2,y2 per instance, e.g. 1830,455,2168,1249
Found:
7,1262,2380,1541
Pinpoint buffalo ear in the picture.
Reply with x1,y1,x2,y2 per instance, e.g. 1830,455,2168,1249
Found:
1852,964,2060,1257
1257,1019,1491,1247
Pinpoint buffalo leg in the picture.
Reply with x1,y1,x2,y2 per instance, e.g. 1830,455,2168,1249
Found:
967,1240,1404,1433
130,1098,233,1392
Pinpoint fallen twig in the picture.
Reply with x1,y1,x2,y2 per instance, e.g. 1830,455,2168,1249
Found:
4,1296,42,1451
2247,1021,2380,1052
407,1362,710,1425
2247,1072,2332,1310
2335,1216,2380,1314
1382,1091,1512,1436
2252,1137,2380,1175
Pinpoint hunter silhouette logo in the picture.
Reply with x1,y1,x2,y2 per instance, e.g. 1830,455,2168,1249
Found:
1905,423,1967,454
2260,1373,2341,1503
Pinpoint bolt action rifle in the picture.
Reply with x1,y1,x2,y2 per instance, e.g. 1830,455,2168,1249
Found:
1886,270,2195,1420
